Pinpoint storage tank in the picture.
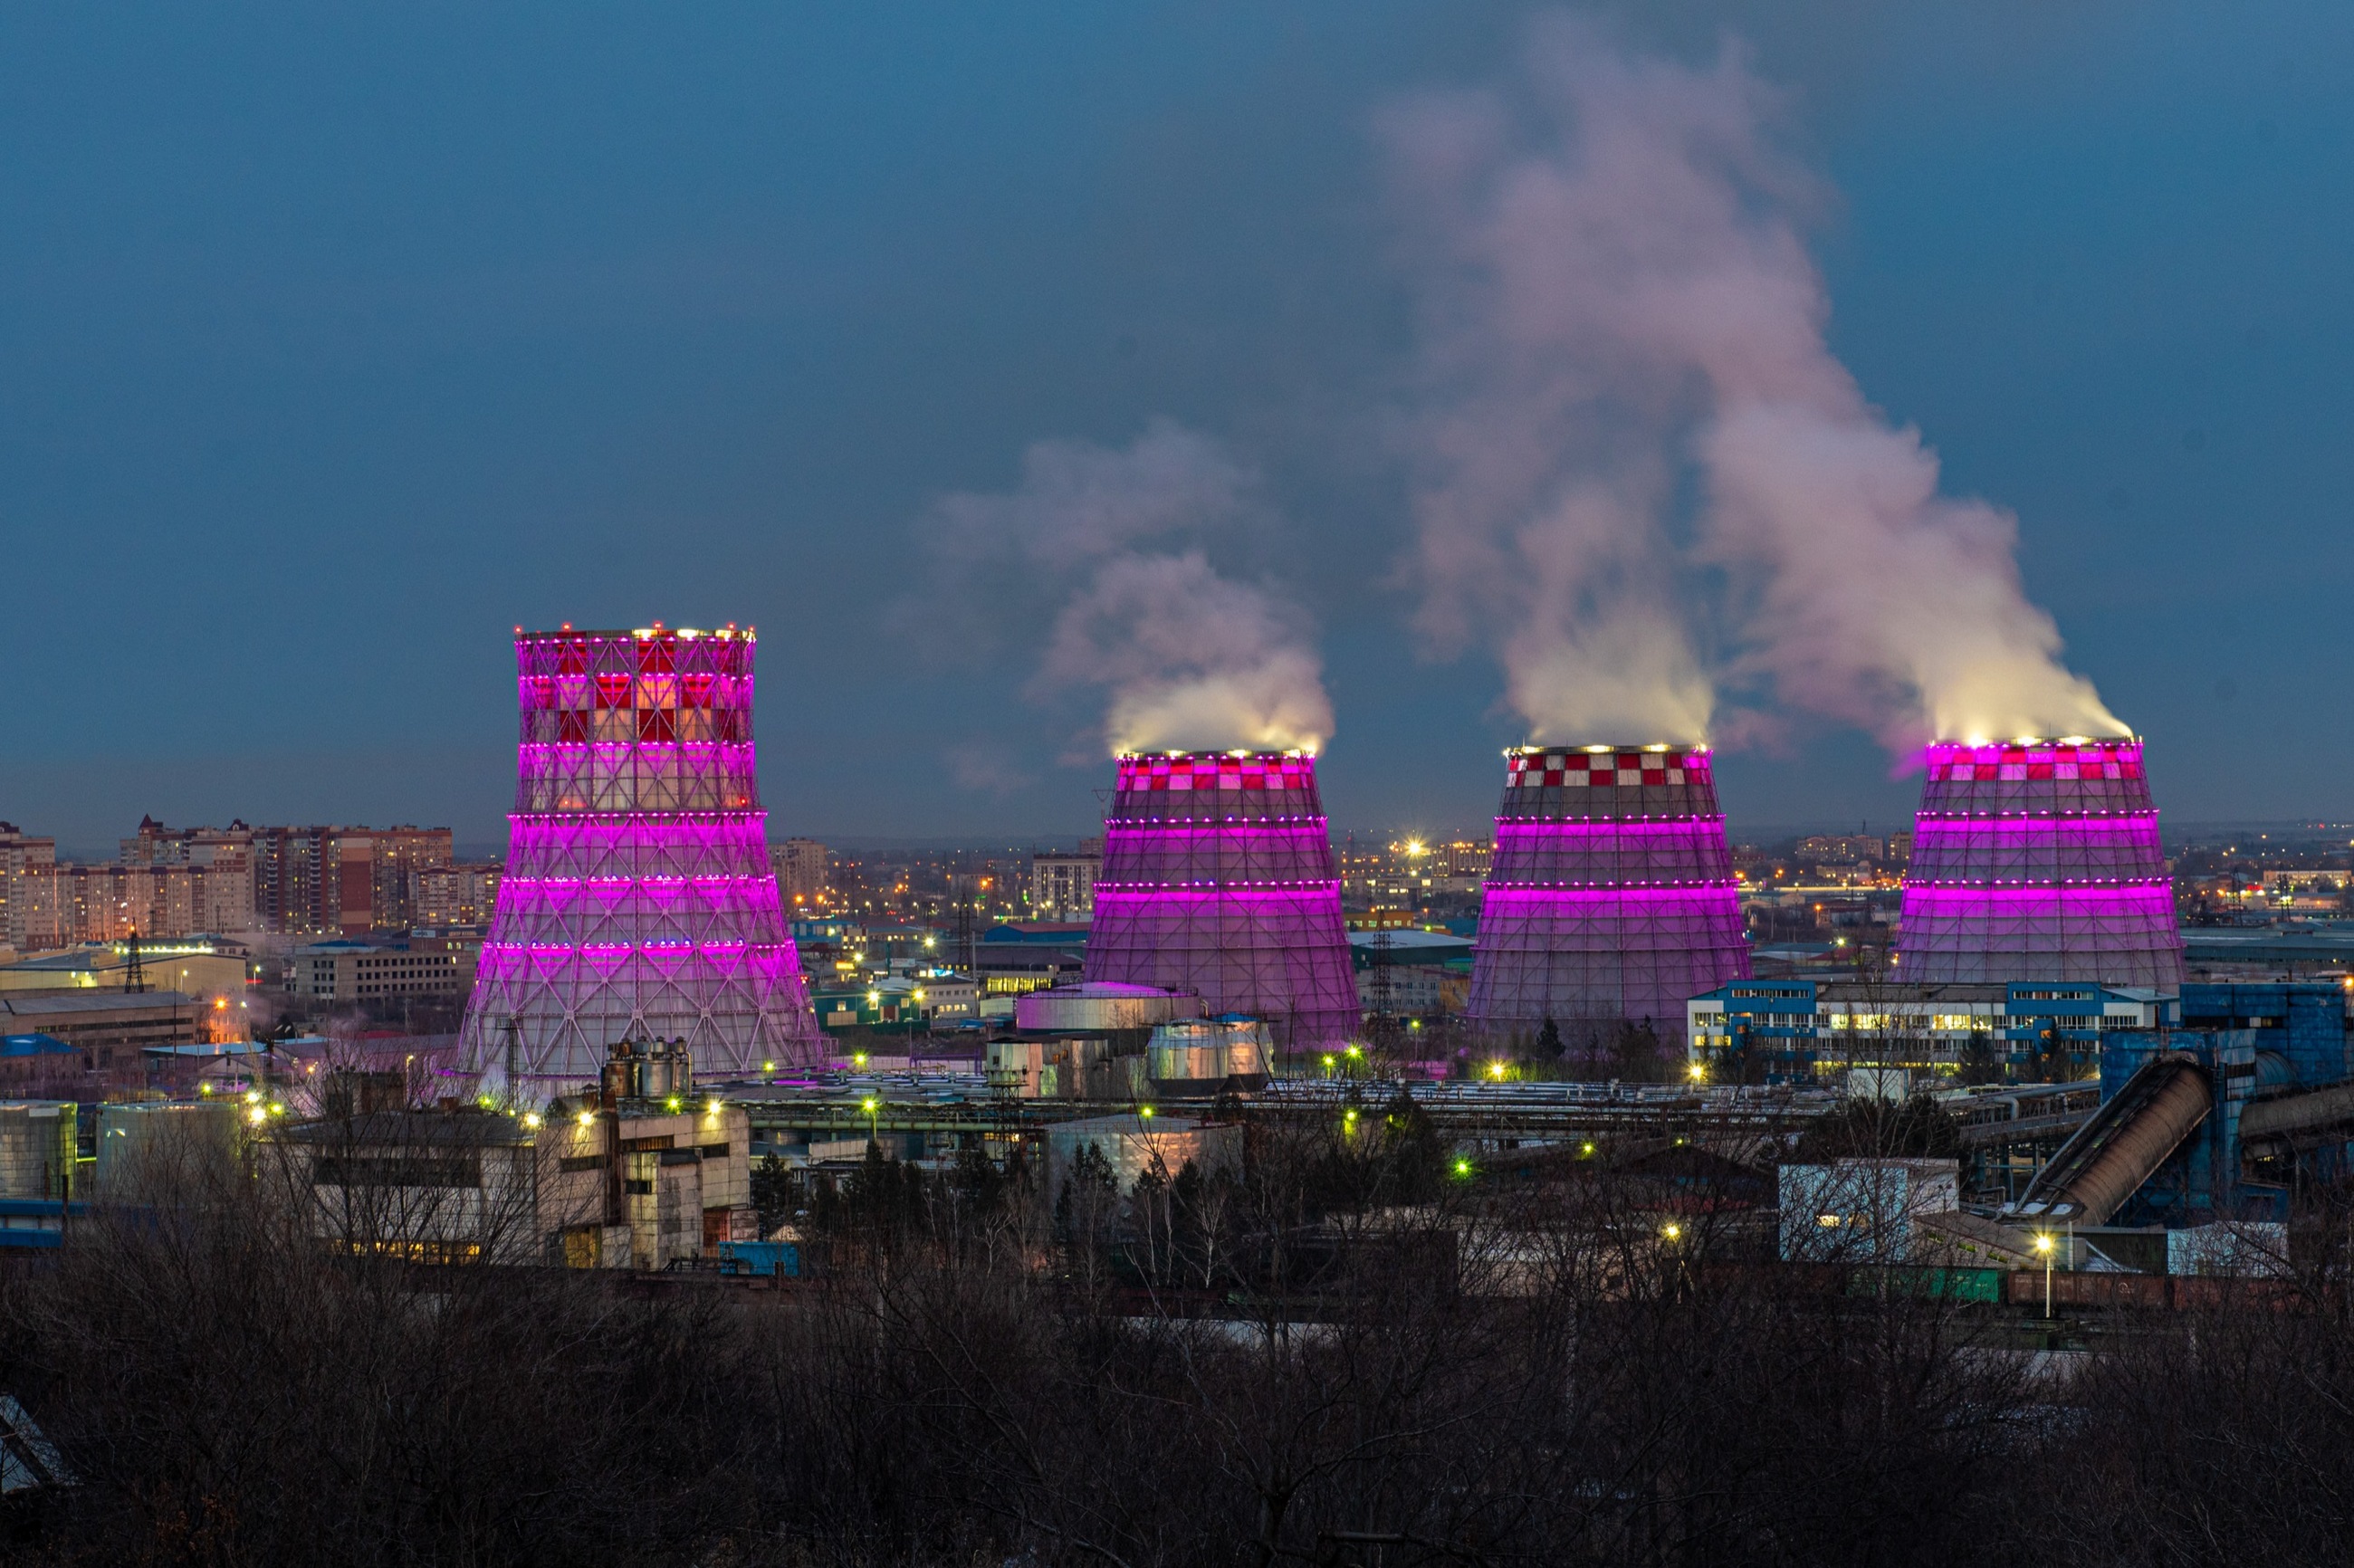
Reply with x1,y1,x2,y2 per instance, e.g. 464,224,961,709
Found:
1014,983,1201,1035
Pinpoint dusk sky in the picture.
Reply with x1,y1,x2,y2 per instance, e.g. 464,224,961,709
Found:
4,2,2349,856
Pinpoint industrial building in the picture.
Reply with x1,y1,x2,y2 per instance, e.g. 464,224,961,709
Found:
1468,745,1750,1046
2005,982,2354,1229
1082,751,1358,1051
457,626,821,1093
0,992,200,1074
1896,738,2185,988
274,1039,754,1267
1687,980,2174,1079
286,938,474,1003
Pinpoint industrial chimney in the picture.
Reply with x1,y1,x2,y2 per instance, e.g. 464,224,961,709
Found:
1897,738,2183,988
1467,745,1750,1047
458,625,820,1094
1082,750,1359,1052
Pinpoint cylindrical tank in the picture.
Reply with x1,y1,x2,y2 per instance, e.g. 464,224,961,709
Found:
1467,744,1750,1045
1147,1018,1272,1089
1083,751,1360,1050
1015,983,1201,1035
1897,738,2184,987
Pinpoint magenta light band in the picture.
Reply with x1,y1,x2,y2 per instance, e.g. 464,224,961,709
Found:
1899,884,2173,904
1492,817,1728,836
1479,884,1739,900
1922,739,2142,765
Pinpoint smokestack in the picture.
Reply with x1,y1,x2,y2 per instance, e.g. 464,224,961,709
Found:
1468,744,1750,1047
1083,751,1359,1052
1897,738,2183,988
458,626,821,1093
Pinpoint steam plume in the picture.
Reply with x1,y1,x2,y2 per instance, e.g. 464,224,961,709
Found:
1382,15,2123,751
920,420,1334,755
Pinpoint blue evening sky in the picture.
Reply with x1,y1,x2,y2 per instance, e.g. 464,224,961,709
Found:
1,2,2347,854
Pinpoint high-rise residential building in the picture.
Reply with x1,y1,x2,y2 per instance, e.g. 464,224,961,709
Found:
120,818,259,933
414,862,503,926
250,825,454,935
770,837,831,913
371,827,455,931
1029,847,1101,920
0,826,58,951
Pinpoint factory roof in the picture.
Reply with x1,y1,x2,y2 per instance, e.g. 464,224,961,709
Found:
2181,926,2354,965
983,922,1095,944
0,991,195,1018
1346,930,1474,955
273,1111,536,1148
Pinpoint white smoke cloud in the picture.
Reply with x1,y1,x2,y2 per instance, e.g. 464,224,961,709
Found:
918,420,1334,756
1381,14,2124,751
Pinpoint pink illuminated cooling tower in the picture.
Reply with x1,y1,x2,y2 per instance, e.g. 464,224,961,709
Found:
1896,738,2183,988
456,626,819,1090
1466,745,1750,1044
1082,751,1360,1050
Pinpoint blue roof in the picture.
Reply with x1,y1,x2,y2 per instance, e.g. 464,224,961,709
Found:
1,1034,77,1058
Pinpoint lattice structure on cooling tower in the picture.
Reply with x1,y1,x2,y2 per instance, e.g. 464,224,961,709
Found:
457,626,819,1092
1898,739,2184,988
1467,746,1751,1045
1083,751,1360,1050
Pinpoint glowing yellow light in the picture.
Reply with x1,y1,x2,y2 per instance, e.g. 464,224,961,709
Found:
2033,1234,2054,1254
705,1098,722,1116
199,1083,212,1095
578,1110,596,1128
1453,1158,1472,1177
1581,1142,1595,1156
1661,1223,1682,1241
861,1097,878,1114
1488,1060,1507,1080
246,1107,266,1126
1688,1060,1707,1081
1139,1105,1154,1119
763,1060,776,1071
522,1113,543,1130
665,1095,682,1113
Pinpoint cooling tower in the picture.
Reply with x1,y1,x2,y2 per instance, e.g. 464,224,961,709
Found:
1467,745,1750,1044
1082,751,1360,1050
457,626,820,1093
1897,738,2183,988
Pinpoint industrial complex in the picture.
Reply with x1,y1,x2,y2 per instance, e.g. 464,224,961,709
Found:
2,634,2349,1320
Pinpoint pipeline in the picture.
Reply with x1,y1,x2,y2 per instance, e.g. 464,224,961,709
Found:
2007,1054,2211,1225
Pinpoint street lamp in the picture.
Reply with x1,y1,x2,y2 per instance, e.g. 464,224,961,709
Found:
2034,1232,2055,1318
862,1095,880,1143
